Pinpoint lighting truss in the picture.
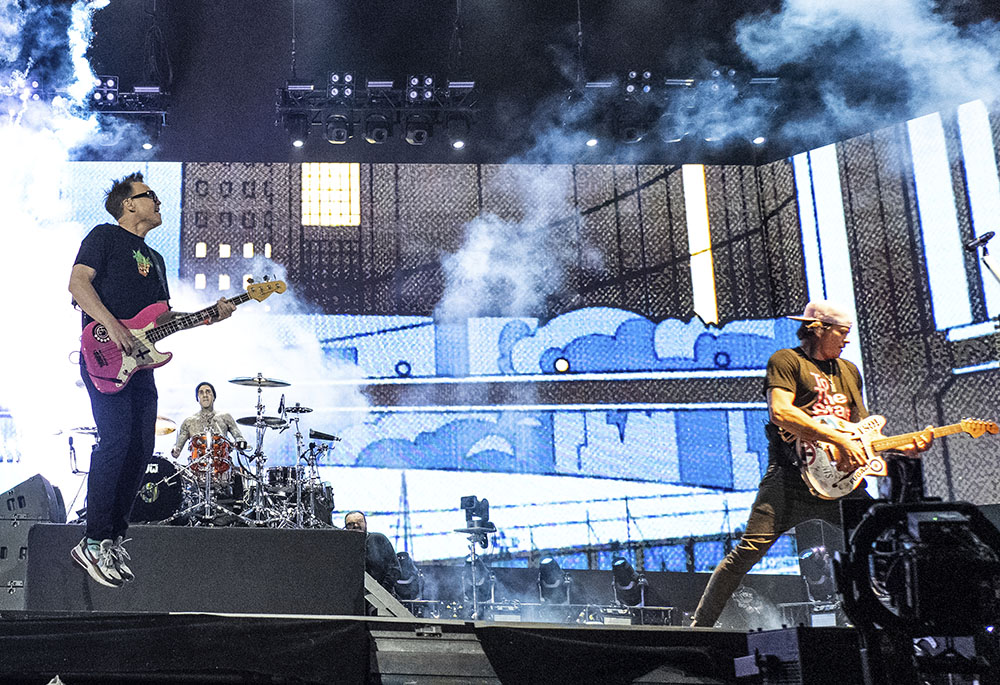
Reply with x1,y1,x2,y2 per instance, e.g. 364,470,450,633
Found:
276,75,478,147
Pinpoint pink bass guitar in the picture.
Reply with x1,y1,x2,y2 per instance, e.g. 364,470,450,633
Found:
81,278,286,394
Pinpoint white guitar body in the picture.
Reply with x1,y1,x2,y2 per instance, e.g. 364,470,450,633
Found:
796,415,997,500
796,415,889,500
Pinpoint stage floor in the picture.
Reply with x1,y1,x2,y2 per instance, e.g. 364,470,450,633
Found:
0,611,752,685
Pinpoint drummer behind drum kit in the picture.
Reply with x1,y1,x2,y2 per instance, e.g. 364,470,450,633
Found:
122,374,339,529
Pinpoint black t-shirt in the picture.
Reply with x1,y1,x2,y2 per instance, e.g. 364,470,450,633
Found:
73,223,170,326
764,347,868,468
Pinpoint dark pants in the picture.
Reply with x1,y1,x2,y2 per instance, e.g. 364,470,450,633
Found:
81,363,158,541
691,464,869,627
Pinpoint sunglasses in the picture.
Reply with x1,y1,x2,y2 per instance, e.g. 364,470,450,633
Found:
129,190,159,203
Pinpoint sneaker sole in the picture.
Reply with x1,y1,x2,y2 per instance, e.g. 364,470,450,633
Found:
70,545,123,588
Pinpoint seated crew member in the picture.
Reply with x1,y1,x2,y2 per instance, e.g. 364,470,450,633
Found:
690,300,933,627
345,510,401,594
171,382,247,487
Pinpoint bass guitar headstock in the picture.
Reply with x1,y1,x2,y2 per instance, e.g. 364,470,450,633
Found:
246,276,287,302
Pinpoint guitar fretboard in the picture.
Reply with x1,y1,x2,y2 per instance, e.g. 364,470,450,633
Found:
146,292,253,343
871,423,964,452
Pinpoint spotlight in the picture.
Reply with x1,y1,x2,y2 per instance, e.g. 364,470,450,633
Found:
752,135,767,145
407,74,434,103
328,72,355,100
284,112,309,148
92,75,119,109
404,115,432,146
658,111,692,144
446,115,469,150
702,110,727,143
611,556,647,607
799,546,836,603
364,114,391,144
324,111,352,144
585,138,598,148
395,551,423,600
139,116,162,151
538,557,570,604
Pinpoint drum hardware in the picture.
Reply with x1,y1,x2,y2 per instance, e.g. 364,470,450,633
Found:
286,403,313,414
231,373,291,525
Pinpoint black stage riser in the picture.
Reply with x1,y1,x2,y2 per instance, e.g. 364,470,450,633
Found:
14,523,364,615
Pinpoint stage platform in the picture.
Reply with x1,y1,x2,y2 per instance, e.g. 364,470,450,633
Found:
0,522,827,683
0,611,758,684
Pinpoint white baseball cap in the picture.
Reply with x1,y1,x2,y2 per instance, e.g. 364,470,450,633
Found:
788,300,853,327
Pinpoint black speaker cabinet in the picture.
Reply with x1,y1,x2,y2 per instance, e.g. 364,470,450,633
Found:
0,520,31,610
2,474,65,523
21,523,364,615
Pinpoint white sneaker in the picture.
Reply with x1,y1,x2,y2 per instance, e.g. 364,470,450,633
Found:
70,538,124,588
112,536,135,582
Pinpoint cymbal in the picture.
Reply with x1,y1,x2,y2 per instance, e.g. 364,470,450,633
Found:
286,403,313,414
454,526,497,534
229,375,290,388
155,416,177,436
56,426,98,437
309,428,341,441
237,416,287,428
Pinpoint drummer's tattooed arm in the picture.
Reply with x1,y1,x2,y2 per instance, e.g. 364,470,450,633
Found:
171,418,194,458
221,413,248,451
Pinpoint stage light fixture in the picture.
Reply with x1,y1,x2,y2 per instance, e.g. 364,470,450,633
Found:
395,551,423,600
324,111,352,144
752,135,767,145
92,75,119,109
404,114,432,146
445,115,469,150
363,113,391,144
328,72,355,100
285,112,309,148
702,110,728,142
611,556,647,607
538,556,571,604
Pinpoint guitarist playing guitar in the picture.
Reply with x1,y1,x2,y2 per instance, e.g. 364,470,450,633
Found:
691,300,935,627
68,172,235,588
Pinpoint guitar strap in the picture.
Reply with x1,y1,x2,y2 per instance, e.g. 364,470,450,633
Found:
833,358,866,421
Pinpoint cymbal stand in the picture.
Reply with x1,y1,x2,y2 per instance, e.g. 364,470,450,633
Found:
237,383,276,525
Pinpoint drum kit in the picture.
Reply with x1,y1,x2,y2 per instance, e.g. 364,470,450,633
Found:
65,374,339,529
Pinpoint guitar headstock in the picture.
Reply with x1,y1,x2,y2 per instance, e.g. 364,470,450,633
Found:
960,418,999,438
246,277,287,302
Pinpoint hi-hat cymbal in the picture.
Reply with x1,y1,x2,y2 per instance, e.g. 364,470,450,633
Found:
155,415,177,436
286,403,313,414
454,526,497,534
237,416,287,428
229,375,290,388
55,426,98,437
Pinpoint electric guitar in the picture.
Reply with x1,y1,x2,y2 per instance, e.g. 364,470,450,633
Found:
81,278,286,394
796,415,998,500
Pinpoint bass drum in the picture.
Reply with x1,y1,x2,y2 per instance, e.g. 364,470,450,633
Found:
129,456,183,523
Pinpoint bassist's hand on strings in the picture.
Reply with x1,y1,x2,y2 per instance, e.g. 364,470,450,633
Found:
208,297,236,324
108,319,137,355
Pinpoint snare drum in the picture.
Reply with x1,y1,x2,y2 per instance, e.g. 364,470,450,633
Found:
190,434,232,476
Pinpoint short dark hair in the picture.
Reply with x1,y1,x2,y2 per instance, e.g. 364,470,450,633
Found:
795,321,829,341
195,382,216,400
104,171,145,220
345,510,366,523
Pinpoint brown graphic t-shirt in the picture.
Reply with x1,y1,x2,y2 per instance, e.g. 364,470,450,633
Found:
764,347,868,469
